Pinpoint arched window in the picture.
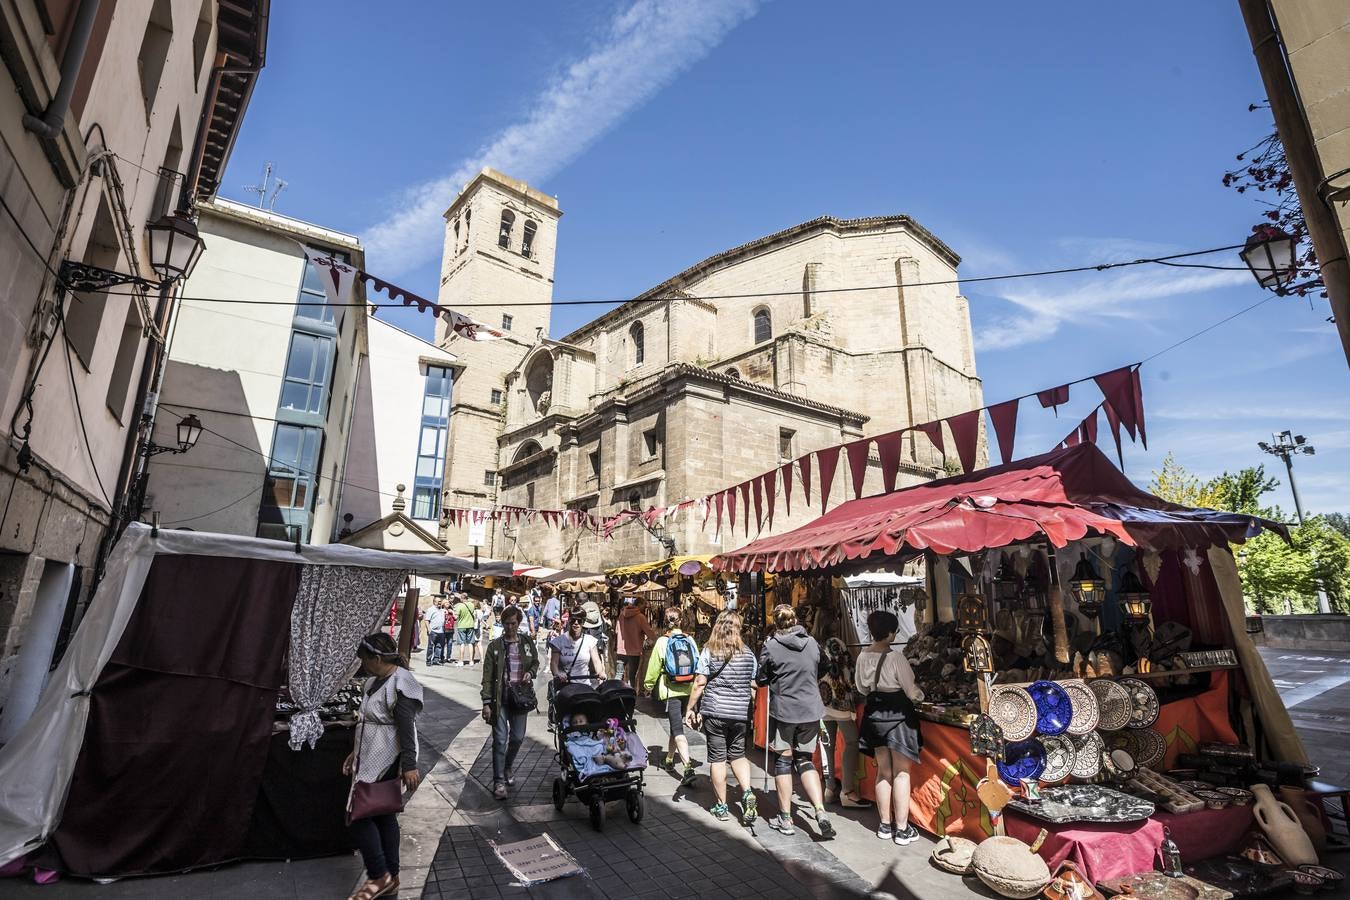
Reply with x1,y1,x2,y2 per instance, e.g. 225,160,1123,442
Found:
753,307,772,344
522,220,538,258
725,367,740,379
452,217,460,253
498,209,515,249
514,440,543,463
630,321,644,367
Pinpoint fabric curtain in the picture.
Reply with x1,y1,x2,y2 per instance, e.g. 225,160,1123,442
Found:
51,553,301,877
1207,545,1308,764
287,565,409,750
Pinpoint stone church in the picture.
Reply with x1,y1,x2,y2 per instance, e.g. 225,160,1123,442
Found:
434,169,983,570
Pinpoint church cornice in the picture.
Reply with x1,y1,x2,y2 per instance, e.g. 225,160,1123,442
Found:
560,213,959,345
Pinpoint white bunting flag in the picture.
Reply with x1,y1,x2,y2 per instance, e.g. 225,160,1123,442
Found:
302,246,358,309
445,309,506,342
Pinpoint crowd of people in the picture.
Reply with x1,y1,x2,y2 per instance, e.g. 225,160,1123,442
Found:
344,592,925,900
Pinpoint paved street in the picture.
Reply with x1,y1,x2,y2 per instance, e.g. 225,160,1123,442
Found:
12,646,1350,898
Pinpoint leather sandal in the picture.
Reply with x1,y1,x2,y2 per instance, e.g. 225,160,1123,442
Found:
348,874,394,900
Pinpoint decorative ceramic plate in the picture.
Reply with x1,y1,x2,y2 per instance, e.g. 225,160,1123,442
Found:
1007,784,1155,824
1037,734,1075,784
1060,679,1100,735
988,684,1037,742
997,739,1047,785
1070,731,1106,779
1132,728,1167,768
1118,677,1161,729
1028,680,1073,736
1088,678,1132,731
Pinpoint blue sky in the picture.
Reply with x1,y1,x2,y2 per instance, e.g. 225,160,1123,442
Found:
222,1,1350,513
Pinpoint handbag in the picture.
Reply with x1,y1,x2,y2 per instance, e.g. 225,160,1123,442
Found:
346,714,406,825
507,678,538,712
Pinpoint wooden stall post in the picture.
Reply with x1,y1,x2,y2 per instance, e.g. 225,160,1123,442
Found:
397,587,420,661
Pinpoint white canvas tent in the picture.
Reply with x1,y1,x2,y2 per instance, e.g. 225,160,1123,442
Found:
0,523,510,868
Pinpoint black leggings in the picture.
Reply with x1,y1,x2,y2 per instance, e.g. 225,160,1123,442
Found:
351,812,400,880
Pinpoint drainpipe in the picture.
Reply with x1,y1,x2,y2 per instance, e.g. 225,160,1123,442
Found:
22,0,102,139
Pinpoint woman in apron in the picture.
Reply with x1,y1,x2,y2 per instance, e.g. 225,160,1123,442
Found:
343,633,423,900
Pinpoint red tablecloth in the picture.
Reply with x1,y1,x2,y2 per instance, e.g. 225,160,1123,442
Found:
1005,805,1253,884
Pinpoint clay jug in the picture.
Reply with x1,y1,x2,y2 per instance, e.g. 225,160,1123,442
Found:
1279,785,1328,850
1250,783,1317,865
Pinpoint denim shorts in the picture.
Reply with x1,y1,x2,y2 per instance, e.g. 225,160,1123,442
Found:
456,627,475,646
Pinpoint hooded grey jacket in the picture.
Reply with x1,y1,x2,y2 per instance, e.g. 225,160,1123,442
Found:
756,625,825,724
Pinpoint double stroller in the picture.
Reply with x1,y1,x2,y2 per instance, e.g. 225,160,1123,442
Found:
550,679,647,830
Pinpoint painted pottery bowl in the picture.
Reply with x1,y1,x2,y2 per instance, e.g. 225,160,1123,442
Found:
1131,728,1167,768
1070,731,1106,780
1216,786,1253,806
1297,864,1343,884
1117,677,1160,729
1290,870,1324,895
1088,678,1132,731
1192,789,1230,810
1037,735,1075,784
989,684,1038,742
998,739,1047,786
1060,679,1100,735
1027,680,1073,736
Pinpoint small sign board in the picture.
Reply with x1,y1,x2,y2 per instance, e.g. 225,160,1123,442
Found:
467,509,487,547
490,833,583,886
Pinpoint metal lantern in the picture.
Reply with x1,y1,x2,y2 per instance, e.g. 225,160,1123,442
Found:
175,414,203,452
146,213,206,283
1117,568,1152,624
957,592,989,635
962,633,994,673
1240,225,1297,293
1068,553,1106,620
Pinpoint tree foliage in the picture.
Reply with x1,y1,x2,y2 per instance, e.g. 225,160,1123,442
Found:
1149,453,1350,614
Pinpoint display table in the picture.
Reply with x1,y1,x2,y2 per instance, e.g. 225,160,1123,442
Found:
1005,805,1253,885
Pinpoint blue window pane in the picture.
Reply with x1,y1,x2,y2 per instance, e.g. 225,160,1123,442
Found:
286,334,316,379
412,487,437,520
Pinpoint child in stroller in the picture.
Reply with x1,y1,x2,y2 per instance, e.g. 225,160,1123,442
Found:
550,679,648,830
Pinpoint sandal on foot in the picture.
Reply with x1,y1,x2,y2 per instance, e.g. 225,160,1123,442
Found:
349,874,394,900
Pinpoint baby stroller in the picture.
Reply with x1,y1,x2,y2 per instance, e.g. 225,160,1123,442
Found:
550,678,647,830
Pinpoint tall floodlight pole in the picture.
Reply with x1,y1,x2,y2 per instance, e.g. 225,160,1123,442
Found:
1258,431,1328,613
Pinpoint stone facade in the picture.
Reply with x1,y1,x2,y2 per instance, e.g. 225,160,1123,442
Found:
435,173,983,569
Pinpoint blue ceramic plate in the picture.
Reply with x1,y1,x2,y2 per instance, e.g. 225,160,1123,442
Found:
1028,680,1073,736
997,739,1047,785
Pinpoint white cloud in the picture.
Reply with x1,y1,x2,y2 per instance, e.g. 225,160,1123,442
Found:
974,266,1250,351
1153,404,1350,422
365,0,762,275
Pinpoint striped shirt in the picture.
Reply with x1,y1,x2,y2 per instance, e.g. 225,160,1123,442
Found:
696,648,757,720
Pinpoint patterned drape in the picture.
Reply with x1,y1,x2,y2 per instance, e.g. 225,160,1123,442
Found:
287,565,409,750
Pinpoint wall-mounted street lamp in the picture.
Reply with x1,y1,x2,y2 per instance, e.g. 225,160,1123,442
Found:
58,213,205,292
144,414,203,457
1240,225,1298,294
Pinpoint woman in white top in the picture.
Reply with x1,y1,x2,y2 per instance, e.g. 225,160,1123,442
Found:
548,608,606,687
854,610,924,847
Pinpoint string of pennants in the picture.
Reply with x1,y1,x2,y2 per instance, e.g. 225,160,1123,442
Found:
298,249,1150,540
437,363,1148,541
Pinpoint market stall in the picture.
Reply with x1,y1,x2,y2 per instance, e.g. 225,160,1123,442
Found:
0,524,510,878
717,444,1330,893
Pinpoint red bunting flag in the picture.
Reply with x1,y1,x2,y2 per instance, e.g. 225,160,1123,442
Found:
875,430,903,493
1102,400,1125,466
845,439,870,499
987,399,1019,465
816,445,842,514
1037,384,1069,414
740,481,753,534
752,477,764,532
764,468,777,530
780,462,794,516
1079,409,1099,446
946,409,982,475
917,420,945,458
725,488,737,535
1094,366,1147,449
798,455,813,508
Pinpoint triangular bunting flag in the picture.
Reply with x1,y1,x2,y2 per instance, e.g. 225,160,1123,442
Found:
1065,428,1081,447
1131,366,1147,449
764,469,777,530
1102,400,1125,467
714,490,726,535
780,462,793,517
816,445,842,515
875,430,903,493
725,488,737,536
917,420,945,458
1037,384,1069,414
740,481,753,534
1079,409,1099,446
1094,366,1140,442
752,477,764,532
987,399,1019,465
845,439,870,499
946,409,981,475
798,455,813,508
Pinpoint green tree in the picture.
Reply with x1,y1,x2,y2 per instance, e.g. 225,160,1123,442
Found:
1149,453,1348,614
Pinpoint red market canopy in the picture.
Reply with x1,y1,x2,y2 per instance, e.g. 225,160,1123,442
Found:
712,443,1285,574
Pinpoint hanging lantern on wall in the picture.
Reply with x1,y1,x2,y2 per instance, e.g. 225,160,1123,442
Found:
962,633,994,673
1117,568,1153,625
1068,553,1106,620
957,592,989,635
